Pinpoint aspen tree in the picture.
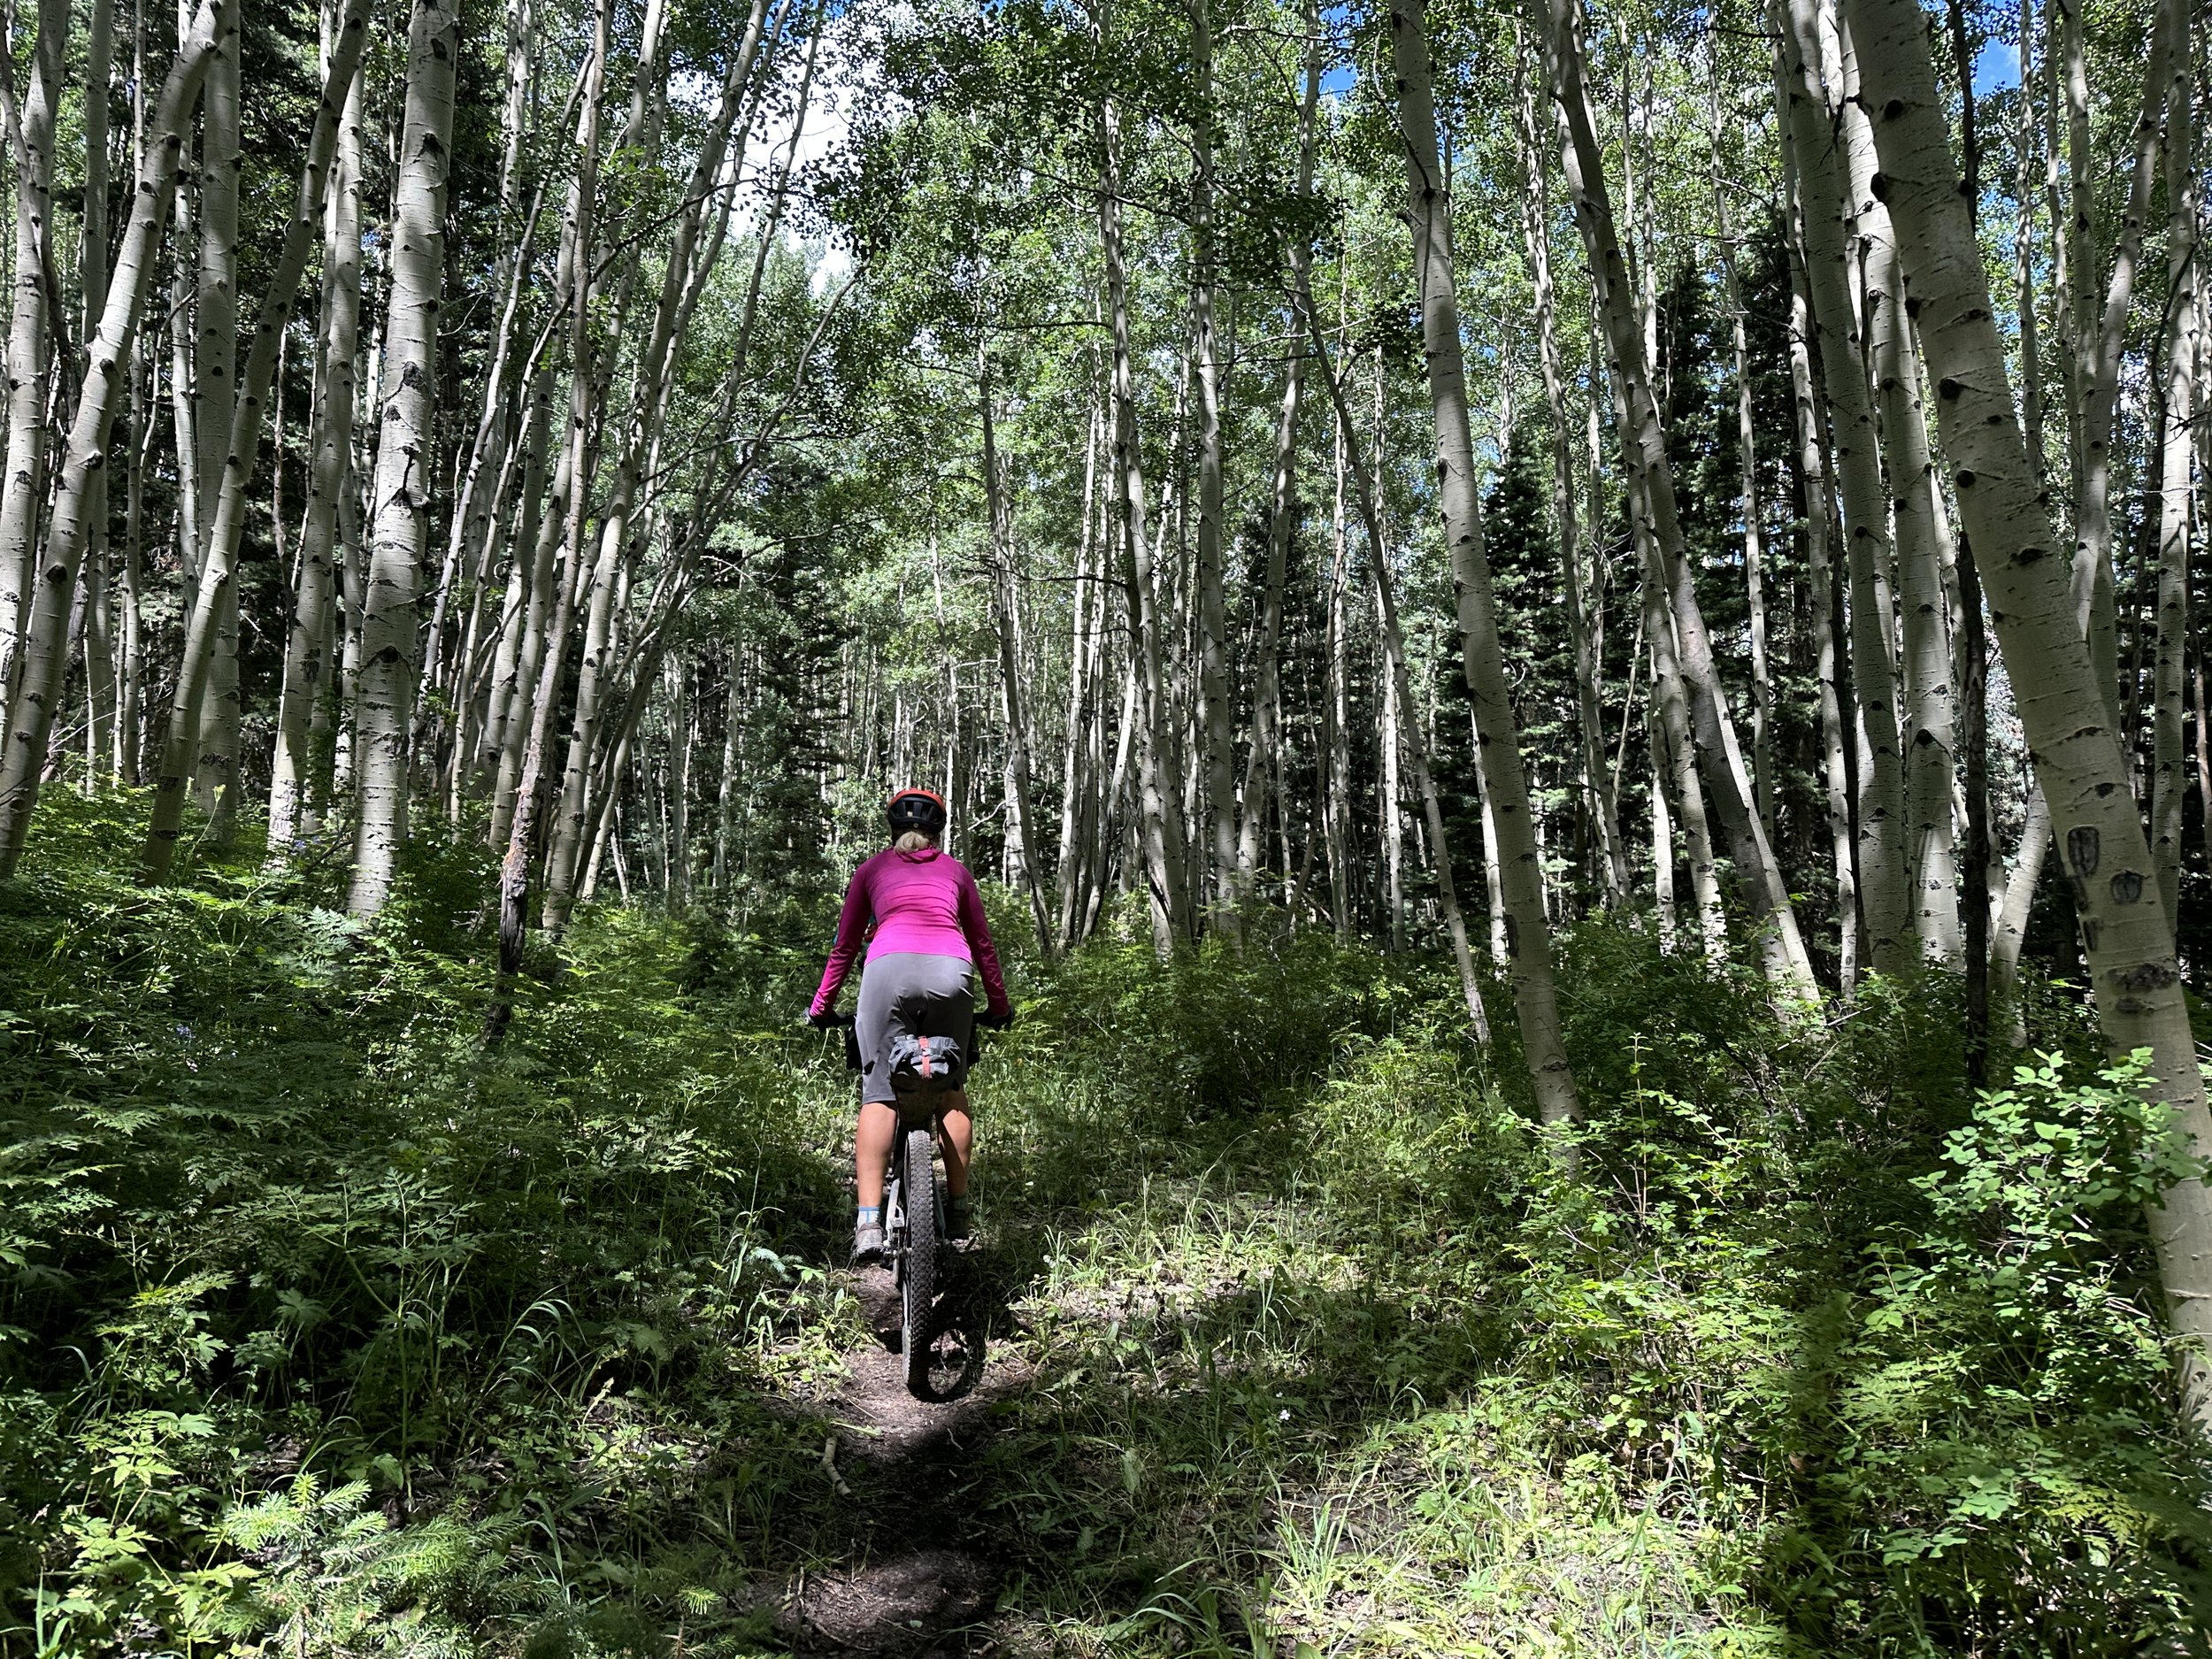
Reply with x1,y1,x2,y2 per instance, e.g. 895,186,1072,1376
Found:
1098,96,1191,955
1388,0,1577,1124
191,7,242,832
2148,0,2196,926
0,0,223,872
1546,0,1820,1004
1189,0,1234,926
1774,0,1914,976
348,0,462,913
1238,6,1320,903
1846,0,2212,1423
1837,13,1961,965
148,0,372,878
1515,33,1624,902
0,0,68,691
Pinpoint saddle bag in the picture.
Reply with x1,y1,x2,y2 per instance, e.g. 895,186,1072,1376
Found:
887,1029,967,1095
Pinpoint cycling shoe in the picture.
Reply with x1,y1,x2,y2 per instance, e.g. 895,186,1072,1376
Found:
850,1221,887,1264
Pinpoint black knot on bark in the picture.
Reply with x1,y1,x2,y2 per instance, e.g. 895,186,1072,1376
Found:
1938,377,1962,400
1882,98,1904,119
1954,469,1976,488
1869,171,1889,200
2109,871,2145,904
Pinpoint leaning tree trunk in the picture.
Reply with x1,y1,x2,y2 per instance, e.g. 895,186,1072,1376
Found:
1548,0,1820,1004
346,0,461,915
979,360,1053,955
146,0,371,878
1847,0,2212,1426
1304,293,1491,1039
0,0,221,873
1389,0,1577,1124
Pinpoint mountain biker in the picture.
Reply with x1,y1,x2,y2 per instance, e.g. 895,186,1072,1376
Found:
809,787,1014,1264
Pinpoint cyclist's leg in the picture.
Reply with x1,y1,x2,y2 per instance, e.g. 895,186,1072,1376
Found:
937,1094,972,1197
851,963,902,1249
856,1102,897,1208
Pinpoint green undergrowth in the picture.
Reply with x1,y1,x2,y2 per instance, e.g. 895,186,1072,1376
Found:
2,790,2209,1655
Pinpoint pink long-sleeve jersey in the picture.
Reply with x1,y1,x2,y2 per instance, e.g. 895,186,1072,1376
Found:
809,846,1010,1018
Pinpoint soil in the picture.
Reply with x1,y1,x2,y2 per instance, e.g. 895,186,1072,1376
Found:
773,1259,1030,1657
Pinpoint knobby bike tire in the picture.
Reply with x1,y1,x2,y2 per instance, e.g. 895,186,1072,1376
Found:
901,1125,938,1397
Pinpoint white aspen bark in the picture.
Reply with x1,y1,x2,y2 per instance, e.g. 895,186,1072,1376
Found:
1517,33,1625,902
269,44,365,852
0,0,220,872
1325,305,1354,937
146,0,370,877
1837,19,1962,965
979,362,1052,954
0,0,68,695
1847,0,2212,1424
2016,0,2046,475
346,0,460,914
1776,0,1913,976
486,361,557,841
191,10,241,831
1645,556,1728,963
1707,50,1775,836
1188,0,1234,925
1991,780,2051,1003
79,0,116,777
1233,4,1319,911
1099,97,1189,955
2149,0,2195,926
1391,0,1576,1120
2070,3,2173,721
1379,612,1405,950
1056,399,1102,946
1550,0,1819,1004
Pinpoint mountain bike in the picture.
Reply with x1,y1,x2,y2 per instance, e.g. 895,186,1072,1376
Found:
822,1013,970,1399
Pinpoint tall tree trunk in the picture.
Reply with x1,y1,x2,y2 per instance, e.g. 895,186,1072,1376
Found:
1837,17,1962,965
1187,0,1234,926
346,0,461,914
979,357,1052,955
191,6,242,837
0,0,220,872
1775,0,1913,977
1390,0,1577,1121
146,0,372,878
0,0,68,700
1551,0,1821,1003
1098,97,1190,955
1847,0,2212,1425
2149,0,2196,926
1517,32,1625,902
2069,0,2173,725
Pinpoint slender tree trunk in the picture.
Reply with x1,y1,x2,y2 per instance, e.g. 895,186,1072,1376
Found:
2149,0,2196,926
1552,0,1820,1003
145,0,371,877
2070,4,2174,726
0,0,220,872
1837,19,1962,965
1517,33,1625,902
0,0,68,700
1098,97,1189,954
1847,0,2212,1425
979,358,1052,955
191,6,242,837
1776,0,1914,976
1390,0,1576,1120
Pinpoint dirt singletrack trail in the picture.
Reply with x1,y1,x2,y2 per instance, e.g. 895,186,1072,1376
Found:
774,1258,1033,1656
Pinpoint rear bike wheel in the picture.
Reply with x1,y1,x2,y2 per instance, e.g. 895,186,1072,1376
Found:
900,1125,938,1396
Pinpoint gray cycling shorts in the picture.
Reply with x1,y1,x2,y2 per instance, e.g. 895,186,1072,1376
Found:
855,952,976,1106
